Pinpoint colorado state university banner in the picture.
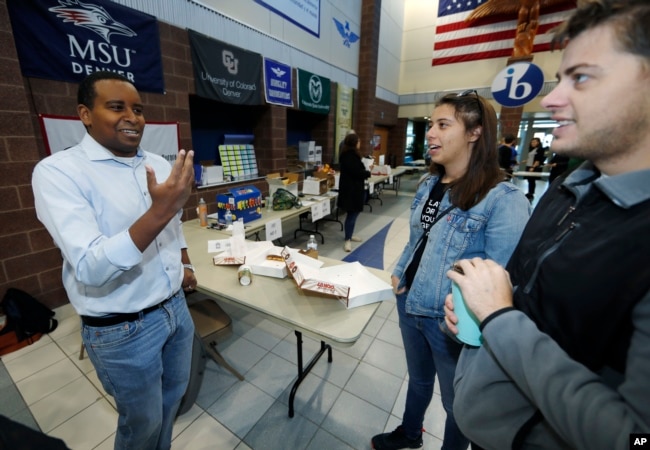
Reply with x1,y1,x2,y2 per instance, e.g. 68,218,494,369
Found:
6,0,164,93
188,29,263,105
297,68,330,114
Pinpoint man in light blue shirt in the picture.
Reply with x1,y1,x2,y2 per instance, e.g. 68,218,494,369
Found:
32,71,196,450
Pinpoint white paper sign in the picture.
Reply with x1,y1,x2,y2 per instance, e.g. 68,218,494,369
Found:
265,218,283,241
38,114,179,161
311,198,331,221
311,202,324,221
208,239,231,253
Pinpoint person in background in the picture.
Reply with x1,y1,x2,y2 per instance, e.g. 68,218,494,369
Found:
32,71,197,450
338,128,356,156
445,1,650,448
546,151,570,183
524,137,547,200
371,91,530,450
497,133,517,176
337,132,371,252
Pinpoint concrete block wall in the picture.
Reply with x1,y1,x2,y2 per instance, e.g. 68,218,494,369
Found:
0,0,401,310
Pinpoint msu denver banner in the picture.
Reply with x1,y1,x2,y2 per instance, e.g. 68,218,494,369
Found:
6,0,164,93
188,29,262,105
297,68,330,114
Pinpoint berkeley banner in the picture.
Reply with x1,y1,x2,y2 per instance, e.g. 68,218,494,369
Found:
297,69,330,114
263,58,293,107
188,29,262,105
6,0,164,93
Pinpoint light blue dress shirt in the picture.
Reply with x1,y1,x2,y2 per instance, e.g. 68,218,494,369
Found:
32,133,187,317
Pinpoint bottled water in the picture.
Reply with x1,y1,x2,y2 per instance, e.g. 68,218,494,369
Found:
307,235,318,251
224,209,233,226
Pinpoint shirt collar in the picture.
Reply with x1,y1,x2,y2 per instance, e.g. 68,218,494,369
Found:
562,161,650,208
82,133,145,162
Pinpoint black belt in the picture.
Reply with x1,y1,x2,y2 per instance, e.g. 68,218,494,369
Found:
81,294,175,327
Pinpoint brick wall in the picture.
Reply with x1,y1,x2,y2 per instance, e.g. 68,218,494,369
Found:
0,0,401,310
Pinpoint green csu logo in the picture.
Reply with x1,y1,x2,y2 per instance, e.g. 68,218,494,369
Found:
309,75,322,103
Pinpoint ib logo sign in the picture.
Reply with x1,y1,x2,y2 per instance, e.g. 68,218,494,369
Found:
491,62,544,107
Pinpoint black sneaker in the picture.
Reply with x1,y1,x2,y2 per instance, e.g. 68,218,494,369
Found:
371,426,423,449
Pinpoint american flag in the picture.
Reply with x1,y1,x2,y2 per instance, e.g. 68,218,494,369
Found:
432,0,575,66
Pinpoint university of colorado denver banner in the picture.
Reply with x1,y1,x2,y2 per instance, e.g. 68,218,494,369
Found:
188,29,263,105
6,0,164,93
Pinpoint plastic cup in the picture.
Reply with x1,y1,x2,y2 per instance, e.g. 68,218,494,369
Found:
451,281,482,346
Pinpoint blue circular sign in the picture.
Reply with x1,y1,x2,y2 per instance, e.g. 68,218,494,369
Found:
491,62,544,107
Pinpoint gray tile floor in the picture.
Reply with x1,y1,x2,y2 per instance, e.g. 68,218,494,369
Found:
0,173,547,449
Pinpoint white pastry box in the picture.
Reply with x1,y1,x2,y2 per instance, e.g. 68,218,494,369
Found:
239,241,322,279
281,247,394,308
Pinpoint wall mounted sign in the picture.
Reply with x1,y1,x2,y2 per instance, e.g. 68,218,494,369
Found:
263,58,293,107
189,29,263,105
38,115,180,161
297,68,330,114
7,0,164,93
333,18,360,48
254,0,320,37
491,62,544,107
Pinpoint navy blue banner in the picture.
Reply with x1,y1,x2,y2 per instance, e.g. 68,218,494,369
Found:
263,58,293,107
188,29,263,106
7,0,164,93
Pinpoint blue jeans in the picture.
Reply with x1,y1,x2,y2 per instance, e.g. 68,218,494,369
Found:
82,291,194,450
344,210,361,240
397,293,469,450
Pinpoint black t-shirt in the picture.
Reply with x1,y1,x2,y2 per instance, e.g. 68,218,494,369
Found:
498,144,513,170
404,181,448,288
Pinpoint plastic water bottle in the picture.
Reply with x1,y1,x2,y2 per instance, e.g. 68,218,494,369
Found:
198,198,208,227
307,235,318,256
224,209,233,227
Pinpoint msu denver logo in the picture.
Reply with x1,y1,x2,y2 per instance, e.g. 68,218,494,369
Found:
49,0,135,43
309,75,322,103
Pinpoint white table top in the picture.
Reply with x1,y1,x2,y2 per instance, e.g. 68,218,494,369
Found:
183,222,387,346
513,171,550,178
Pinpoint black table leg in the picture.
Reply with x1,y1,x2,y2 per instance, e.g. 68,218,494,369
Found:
288,331,333,418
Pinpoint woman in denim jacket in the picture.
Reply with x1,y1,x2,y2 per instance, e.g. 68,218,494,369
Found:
372,92,530,450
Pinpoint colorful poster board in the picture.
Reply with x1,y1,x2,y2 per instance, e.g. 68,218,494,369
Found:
218,144,259,181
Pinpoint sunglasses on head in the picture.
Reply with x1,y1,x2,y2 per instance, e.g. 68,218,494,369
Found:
456,89,483,124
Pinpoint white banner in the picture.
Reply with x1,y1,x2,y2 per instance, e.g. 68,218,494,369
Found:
38,114,180,162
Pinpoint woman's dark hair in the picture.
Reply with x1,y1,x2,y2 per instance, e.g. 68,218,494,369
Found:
343,133,361,157
428,92,502,211
77,71,133,109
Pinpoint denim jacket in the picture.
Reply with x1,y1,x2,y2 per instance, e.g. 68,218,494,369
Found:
393,175,531,318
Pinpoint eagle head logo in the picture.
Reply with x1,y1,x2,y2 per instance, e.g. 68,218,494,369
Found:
49,0,136,43
271,66,286,78
333,18,360,48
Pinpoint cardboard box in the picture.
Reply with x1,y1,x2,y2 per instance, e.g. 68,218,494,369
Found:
245,242,322,278
281,248,394,309
202,165,224,185
216,186,262,223
313,145,322,165
267,172,299,197
371,165,392,176
303,177,328,195
212,254,246,265
313,170,336,188
299,141,316,162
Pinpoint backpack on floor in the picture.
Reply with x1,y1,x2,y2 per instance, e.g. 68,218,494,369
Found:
0,288,58,341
